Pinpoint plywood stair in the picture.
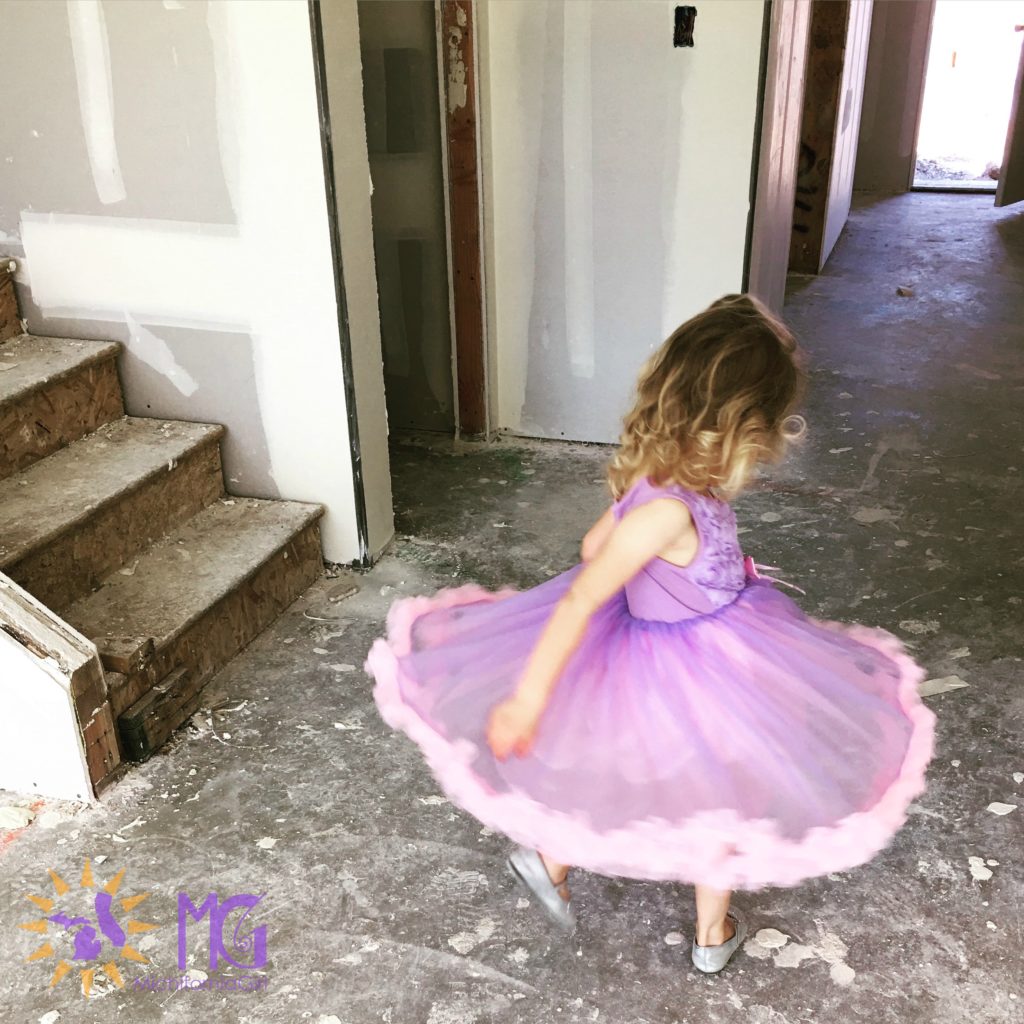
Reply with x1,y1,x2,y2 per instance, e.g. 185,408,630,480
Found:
0,266,324,792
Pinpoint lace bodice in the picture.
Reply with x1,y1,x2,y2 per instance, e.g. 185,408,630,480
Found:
611,478,747,622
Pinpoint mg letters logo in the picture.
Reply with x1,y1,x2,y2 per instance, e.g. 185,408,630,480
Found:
18,858,269,998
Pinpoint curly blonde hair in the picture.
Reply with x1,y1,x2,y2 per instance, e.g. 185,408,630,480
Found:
608,294,805,500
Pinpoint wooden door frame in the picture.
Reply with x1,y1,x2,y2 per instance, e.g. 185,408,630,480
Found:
307,0,372,565
901,0,938,192
745,0,813,312
437,0,488,437
995,25,1024,207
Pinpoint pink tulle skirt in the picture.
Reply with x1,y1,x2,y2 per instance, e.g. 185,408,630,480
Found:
366,571,935,890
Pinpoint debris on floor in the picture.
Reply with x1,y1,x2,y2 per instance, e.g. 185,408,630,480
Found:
985,802,1016,816
919,675,970,697
0,803,35,830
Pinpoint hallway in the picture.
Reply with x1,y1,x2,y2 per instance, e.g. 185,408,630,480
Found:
0,193,1020,1022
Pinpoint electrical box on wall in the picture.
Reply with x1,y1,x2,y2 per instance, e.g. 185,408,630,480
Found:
674,6,696,47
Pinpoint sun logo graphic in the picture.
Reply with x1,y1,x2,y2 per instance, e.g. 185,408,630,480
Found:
19,858,158,998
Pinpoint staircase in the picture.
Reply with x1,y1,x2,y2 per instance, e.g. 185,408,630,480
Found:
0,266,324,792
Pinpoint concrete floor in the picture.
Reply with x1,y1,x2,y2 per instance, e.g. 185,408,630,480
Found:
2,193,1022,1023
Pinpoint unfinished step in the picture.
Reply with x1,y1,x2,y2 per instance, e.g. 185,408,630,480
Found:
0,334,124,478
62,497,323,760
0,416,224,610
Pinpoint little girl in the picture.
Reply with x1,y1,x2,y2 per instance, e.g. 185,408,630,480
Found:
366,294,935,974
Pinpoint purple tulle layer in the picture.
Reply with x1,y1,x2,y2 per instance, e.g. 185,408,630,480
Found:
366,572,935,890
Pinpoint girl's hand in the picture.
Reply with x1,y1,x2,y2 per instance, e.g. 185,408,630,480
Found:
486,695,543,761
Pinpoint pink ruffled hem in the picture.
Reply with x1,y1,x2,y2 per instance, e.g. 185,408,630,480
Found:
365,585,936,891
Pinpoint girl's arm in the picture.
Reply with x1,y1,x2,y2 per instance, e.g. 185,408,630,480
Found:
487,498,695,759
580,507,616,561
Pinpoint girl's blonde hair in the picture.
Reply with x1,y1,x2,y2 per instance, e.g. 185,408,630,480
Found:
608,294,805,500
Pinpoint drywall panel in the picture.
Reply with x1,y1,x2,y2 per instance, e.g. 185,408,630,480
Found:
118,323,275,497
748,0,812,312
0,570,107,803
0,629,92,802
0,0,233,232
0,1,366,562
320,0,395,558
479,0,766,443
821,0,874,263
854,0,934,192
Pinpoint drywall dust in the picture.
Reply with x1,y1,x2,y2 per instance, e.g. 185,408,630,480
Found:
968,856,993,881
744,926,857,984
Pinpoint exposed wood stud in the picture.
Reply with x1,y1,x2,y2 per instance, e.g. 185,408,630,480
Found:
440,0,487,436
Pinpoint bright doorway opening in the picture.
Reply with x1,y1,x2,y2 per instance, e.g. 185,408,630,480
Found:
914,0,1024,191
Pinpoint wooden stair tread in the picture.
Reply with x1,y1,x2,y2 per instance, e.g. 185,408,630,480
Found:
64,497,324,668
0,416,223,567
0,334,121,407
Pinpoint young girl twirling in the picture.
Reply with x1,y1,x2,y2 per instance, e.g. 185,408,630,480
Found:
367,294,934,973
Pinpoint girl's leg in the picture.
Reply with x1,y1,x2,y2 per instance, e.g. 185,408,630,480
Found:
508,847,577,932
540,853,571,899
694,885,735,946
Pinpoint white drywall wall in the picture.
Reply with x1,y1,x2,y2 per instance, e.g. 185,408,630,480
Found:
2,0,369,562
0,629,92,803
479,0,766,443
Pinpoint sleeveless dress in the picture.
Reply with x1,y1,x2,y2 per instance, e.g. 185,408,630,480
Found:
366,478,935,890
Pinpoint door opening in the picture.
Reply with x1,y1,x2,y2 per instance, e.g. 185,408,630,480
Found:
356,0,488,440
358,0,456,436
913,0,1024,192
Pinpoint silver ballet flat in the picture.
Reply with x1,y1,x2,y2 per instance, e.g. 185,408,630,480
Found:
691,911,747,974
507,846,577,934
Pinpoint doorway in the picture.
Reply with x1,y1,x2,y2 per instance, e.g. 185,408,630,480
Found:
913,0,1024,192
357,0,455,435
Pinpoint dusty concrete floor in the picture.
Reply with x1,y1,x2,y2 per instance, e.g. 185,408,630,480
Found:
2,192,1022,1023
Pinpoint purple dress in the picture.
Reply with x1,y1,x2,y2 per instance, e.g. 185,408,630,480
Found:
366,478,935,890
